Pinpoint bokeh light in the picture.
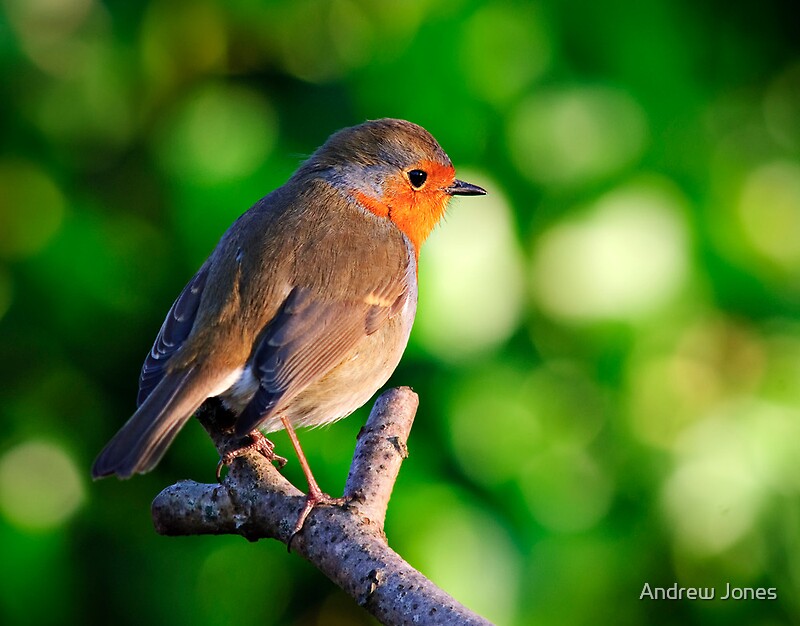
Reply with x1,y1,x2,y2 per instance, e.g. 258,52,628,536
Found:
531,177,690,322
31,38,136,162
447,360,606,489
2,0,96,75
662,406,767,557
394,484,520,626
507,86,648,189
416,173,525,361
154,83,277,185
269,0,376,83
737,159,800,269
0,160,65,259
459,2,552,107
764,62,800,152
0,441,85,532
627,317,765,449
141,0,228,88
521,446,613,533
446,363,542,486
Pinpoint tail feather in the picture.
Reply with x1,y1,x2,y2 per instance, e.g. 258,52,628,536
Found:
92,367,210,479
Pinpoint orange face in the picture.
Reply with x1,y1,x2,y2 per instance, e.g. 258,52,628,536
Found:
354,159,457,254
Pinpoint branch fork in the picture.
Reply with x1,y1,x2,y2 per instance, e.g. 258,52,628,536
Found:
151,387,492,626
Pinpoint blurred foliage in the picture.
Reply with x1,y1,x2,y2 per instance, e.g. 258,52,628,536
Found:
1,0,800,624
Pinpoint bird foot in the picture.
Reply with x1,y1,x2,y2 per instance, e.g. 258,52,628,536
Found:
287,486,346,551
217,431,287,481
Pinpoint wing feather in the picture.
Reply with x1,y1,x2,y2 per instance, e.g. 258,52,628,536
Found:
234,275,408,436
137,264,209,406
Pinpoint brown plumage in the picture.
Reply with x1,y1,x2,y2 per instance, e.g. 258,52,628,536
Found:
92,119,485,522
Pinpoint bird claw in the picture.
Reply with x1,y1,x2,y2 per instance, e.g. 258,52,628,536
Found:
287,487,346,552
216,431,287,482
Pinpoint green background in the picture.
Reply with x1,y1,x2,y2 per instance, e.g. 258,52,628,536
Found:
2,0,800,624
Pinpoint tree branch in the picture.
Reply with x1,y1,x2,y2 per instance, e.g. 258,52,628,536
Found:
151,387,492,626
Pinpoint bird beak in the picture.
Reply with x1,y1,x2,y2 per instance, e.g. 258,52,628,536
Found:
445,179,487,196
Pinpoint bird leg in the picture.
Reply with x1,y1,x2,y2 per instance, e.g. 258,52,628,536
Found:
217,431,287,481
279,414,345,540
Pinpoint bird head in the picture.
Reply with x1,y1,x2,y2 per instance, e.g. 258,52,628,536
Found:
299,119,486,252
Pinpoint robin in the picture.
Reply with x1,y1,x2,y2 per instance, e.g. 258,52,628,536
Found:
92,118,486,531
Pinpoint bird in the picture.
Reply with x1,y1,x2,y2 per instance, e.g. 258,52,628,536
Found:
92,118,486,531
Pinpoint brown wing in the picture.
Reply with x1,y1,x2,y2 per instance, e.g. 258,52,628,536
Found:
233,275,409,436
137,263,209,407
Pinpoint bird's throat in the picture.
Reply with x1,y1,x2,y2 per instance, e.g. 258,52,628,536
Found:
353,189,448,255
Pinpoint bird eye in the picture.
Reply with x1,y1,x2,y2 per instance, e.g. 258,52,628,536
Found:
407,169,427,189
